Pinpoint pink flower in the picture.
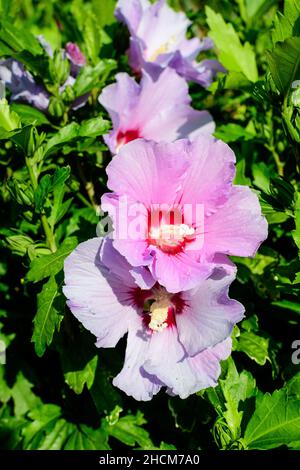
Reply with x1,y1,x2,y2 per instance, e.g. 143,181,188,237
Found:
115,0,225,86
63,237,244,400
99,68,214,154
65,42,86,67
101,137,268,293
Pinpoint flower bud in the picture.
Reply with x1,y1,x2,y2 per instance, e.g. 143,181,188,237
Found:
48,96,65,118
49,49,70,86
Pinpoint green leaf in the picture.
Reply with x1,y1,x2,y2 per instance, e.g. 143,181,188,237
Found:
292,192,300,251
272,299,300,314
64,425,109,450
58,332,98,395
105,408,153,448
73,59,116,96
27,237,78,283
219,359,257,441
38,419,71,450
0,98,21,132
92,0,116,28
0,19,43,55
44,118,110,156
31,275,65,357
22,404,62,449
214,123,256,143
82,8,102,64
48,166,71,228
272,0,300,43
34,175,52,212
10,104,50,126
244,389,300,449
287,372,300,398
78,117,110,138
266,37,300,96
205,6,258,82
10,372,42,418
236,330,270,365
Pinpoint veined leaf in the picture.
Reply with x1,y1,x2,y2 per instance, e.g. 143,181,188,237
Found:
27,237,77,283
205,6,258,82
236,331,270,365
266,37,300,95
244,389,300,449
31,275,64,357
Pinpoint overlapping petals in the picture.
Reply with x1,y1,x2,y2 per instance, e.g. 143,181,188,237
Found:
64,237,244,400
99,68,214,153
115,0,225,86
101,137,268,292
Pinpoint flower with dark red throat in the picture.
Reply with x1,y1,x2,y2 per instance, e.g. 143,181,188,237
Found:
63,237,244,400
101,137,268,293
98,68,214,154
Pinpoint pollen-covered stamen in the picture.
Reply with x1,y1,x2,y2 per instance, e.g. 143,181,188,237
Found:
149,223,195,254
149,296,170,331
143,289,176,332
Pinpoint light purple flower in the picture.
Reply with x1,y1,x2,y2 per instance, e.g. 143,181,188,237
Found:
115,0,225,86
101,137,268,293
63,237,244,400
99,68,214,153
0,59,49,111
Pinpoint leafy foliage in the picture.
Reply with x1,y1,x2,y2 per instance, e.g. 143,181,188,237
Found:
0,0,300,451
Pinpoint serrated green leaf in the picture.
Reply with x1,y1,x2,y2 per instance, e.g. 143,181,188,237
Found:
244,389,300,449
266,37,300,95
106,410,153,448
64,425,109,450
219,359,257,441
214,123,256,143
27,237,77,283
236,331,270,365
58,332,98,395
22,404,62,449
44,118,110,156
31,275,64,357
10,372,42,418
205,6,258,82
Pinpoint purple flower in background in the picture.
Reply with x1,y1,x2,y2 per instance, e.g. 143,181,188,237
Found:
0,59,49,111
65,42,86,76
63,237,244,400
0,40,88,113
99,68,214,153
115,0,225,86
101,137,268,293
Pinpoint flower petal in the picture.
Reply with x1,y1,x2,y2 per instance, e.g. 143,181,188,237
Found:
63,238,136,348
205,185,268,257
113,314,162,401
176,267,244,355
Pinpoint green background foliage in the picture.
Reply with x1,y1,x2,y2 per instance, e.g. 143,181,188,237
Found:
0,0,300,450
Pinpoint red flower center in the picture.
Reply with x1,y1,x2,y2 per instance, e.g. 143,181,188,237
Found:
116,129,140,150
148,207,195,254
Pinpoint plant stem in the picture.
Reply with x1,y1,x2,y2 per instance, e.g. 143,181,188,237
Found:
265,143,284,176
25,156,57,252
